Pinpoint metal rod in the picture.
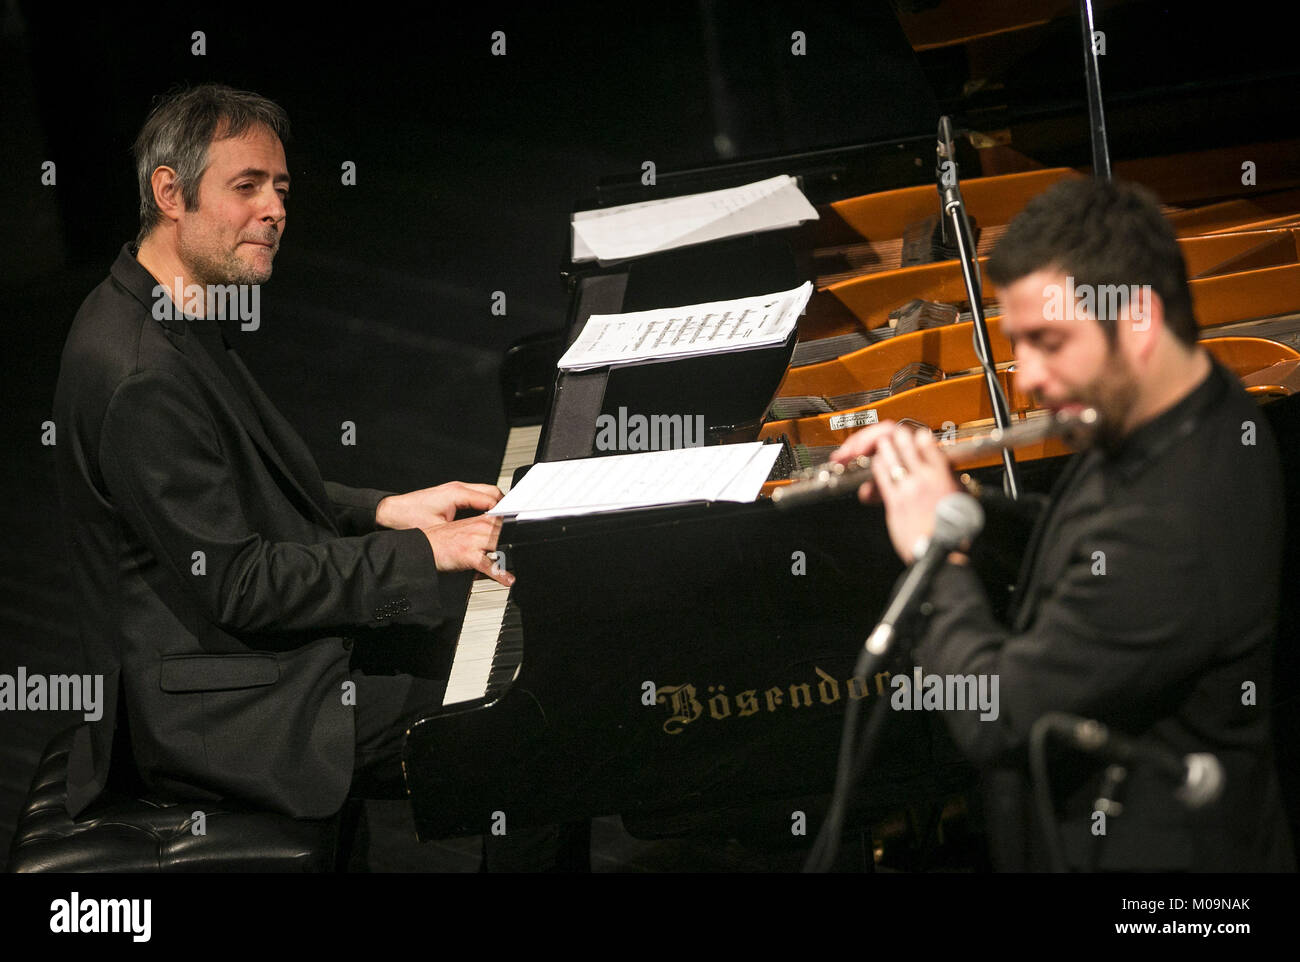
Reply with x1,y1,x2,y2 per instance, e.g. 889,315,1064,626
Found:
933,117,1022,497
1080,0,1112,179
946,193,1021,498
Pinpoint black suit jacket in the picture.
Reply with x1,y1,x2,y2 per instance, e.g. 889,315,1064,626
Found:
917,361,1295,871
53,243,443,818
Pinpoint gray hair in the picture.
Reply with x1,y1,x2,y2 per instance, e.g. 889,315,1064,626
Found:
132,83,290,245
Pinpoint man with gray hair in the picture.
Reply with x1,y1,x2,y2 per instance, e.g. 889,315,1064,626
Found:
53,83,511,827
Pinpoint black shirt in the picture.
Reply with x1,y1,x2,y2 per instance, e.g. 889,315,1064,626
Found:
917,360,1294,871
184,313,245,397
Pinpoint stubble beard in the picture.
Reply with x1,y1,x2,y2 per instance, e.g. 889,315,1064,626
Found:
1075,349,1139,452
179,233,275,288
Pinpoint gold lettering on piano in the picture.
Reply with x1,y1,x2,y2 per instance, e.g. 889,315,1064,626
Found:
816,667,839,704
736,689,759,717
655,684,703,735
657,667,892,734
789,683,813,709
707,686,730,720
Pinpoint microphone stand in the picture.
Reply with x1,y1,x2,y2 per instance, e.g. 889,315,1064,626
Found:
1079,0,1112,180
937,117,1021,499
804,570,908,873
806,495,985,872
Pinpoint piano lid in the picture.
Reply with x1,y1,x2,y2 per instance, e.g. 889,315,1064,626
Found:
587,0,1300,208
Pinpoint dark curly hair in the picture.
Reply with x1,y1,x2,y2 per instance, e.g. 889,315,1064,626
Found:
987,178,1197,346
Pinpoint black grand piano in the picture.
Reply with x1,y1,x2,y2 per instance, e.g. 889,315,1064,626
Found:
401,0,1300,855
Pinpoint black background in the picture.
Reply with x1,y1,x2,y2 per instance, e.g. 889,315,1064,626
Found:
3,0,1299,880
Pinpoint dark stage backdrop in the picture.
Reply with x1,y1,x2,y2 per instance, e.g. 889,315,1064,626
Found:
8,0,1297,875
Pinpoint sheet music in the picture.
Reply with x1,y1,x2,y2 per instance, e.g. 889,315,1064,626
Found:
571,174,818,262
557,282,811,372
488,443,782,521
723,443,787,500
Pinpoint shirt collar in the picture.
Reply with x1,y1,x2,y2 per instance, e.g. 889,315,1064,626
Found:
1105,357,1227,482
111,241,191,335
111,241,234,338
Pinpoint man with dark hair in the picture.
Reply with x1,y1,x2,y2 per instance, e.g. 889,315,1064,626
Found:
986,178,1198,346
54,83,511,824
832,177,1294,870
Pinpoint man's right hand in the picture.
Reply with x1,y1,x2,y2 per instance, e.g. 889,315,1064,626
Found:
830,419,960,564
422,515,514,586
828,420,900,504
377,481,503,530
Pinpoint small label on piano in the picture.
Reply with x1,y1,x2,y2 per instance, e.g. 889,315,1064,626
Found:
829,409,878,431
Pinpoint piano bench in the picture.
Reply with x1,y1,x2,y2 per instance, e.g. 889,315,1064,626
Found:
8,725,360,873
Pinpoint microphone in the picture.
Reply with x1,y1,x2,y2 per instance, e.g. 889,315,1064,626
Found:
1042,713,1225,810
861,492,984,662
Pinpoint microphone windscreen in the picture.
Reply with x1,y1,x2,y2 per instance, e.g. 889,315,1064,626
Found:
933,492,984,548
1176,753,1225,809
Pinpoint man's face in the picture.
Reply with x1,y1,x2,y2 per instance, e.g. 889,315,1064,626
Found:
999,268,1138,446
176,124,288,287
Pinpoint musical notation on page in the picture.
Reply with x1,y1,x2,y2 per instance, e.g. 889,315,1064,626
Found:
558,282,811,372
487,443,782,521
571,174,818,263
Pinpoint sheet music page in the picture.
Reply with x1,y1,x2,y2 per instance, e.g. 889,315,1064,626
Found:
570,174,818,262
557,282,811,372
719,443,785,501
488,443,782,520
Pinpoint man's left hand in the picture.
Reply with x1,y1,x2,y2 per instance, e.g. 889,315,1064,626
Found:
375,481,504,530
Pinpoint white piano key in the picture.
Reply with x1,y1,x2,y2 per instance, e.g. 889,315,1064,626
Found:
497,424,542,493
444,424,536,705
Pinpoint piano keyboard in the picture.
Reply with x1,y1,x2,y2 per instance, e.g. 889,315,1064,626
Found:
442,423,540,706
497,424,543,494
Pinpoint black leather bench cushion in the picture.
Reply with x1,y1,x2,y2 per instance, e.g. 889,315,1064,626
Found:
10,726,344,872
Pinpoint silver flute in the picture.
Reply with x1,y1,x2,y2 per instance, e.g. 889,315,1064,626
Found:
771,407,1099,508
